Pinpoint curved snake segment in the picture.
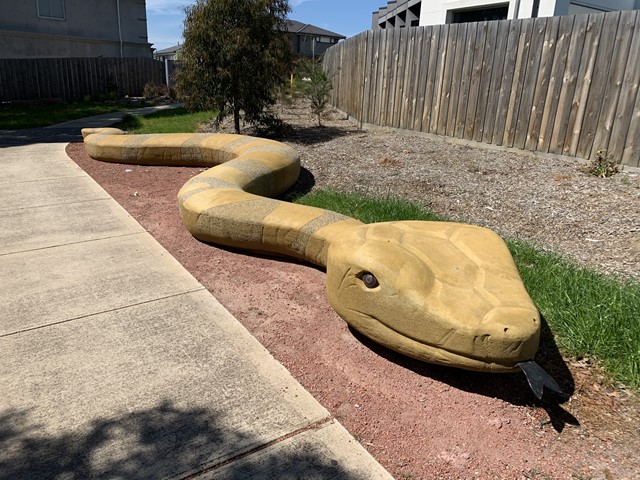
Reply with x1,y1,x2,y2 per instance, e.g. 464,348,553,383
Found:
83,128,541,373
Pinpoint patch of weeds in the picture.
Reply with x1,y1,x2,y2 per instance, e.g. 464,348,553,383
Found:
584,149,620,178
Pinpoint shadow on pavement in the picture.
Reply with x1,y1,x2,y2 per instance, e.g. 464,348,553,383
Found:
0,127,83,147
0,400,353,480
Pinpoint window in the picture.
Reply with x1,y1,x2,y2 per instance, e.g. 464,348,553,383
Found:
450,5,508,24
37,0,65,19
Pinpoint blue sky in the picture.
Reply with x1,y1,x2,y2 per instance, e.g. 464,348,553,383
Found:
146,0,383,51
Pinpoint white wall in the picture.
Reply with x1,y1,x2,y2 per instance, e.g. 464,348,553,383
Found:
574,0,639,10
419,0,511,25
417,0,639,26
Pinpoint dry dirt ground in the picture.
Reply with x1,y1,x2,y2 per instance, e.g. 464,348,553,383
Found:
67,99,639,479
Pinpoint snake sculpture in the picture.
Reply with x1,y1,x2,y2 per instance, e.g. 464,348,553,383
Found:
82,128,561,399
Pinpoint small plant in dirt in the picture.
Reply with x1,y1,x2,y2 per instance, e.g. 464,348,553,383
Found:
297,58,333,126
585,149,620,178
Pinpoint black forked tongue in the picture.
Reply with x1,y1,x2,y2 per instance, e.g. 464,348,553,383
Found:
517,361,563,400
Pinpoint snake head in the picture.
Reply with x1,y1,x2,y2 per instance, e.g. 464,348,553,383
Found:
326,221,540,372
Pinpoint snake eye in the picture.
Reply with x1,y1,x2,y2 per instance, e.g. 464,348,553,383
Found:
361,272,379,289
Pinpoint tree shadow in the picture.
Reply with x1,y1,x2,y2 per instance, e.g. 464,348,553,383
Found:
349,315,579,433
0,127,83,147
0,400,362,480
285,124,359,146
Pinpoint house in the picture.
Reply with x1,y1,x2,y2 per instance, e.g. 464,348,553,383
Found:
154,44,181,62
286,20,346,57
154,20,345,62
0,0,152,58
372,0,640,29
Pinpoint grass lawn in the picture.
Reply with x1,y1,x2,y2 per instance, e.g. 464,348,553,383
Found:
0,101,148,130
114,108,216,134
107,108,640,389
297,190,640,389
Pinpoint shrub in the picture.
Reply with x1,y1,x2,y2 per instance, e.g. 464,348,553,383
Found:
585,149,620,178
297,59,333,126
143,82,176,100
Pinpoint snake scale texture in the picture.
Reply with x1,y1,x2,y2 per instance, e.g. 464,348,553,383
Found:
82,128,541,374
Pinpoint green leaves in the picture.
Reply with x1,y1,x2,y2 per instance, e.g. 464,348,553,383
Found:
296,59,333,126
175,0,292,132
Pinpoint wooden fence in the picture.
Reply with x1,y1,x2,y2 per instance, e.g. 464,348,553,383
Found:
0,57,166,102
323,10,640,168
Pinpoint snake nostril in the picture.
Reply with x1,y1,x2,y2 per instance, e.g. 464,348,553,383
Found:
504,327,509,333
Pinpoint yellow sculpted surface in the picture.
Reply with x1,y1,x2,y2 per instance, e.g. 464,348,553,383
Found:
83,128,540,373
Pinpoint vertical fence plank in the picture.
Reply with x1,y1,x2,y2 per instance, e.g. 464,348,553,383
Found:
342,39,350,115
576,12,621,159
357,34,367,122
399,27,417,130
436,23,458,135
483,20,510,144
538,15,574,152
421,25,441,132
503,18,534,147
379,29,393,127
549,13,589,154
608,15,640,162
413,26,431,131
454,21,477,138
407,27,425,130
464,21,489,140
362,31,374,125
429,24,449,133
473,20,499,142
384,29,399,127
526,16,560,151
445,23,468,137
437,23,460,135
329,45,338,107
367,30,382,124
513,17,547,149
492,19,521,145
622,85,640,167
370,30,383,125
392,27,409,128
565,13,605,156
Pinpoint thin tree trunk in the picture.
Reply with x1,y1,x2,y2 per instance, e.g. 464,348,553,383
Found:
234,108,240,133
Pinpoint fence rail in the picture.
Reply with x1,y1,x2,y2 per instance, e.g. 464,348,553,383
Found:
0,57,166,102
324,10,640,168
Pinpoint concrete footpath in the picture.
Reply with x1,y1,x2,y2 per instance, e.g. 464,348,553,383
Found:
0,115,393,479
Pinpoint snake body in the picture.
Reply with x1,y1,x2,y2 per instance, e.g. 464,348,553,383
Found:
83,128,541,373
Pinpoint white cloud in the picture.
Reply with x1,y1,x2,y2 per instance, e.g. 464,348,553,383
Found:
290,0,314,6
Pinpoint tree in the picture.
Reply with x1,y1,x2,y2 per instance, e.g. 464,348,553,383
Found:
297,59,333,126
175,0,292,133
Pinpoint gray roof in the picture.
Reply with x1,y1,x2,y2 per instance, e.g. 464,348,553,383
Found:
154,19,345,55
286,20,346,39
154,44,181,55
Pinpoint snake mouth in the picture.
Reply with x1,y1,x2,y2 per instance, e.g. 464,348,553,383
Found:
354,313,527,373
